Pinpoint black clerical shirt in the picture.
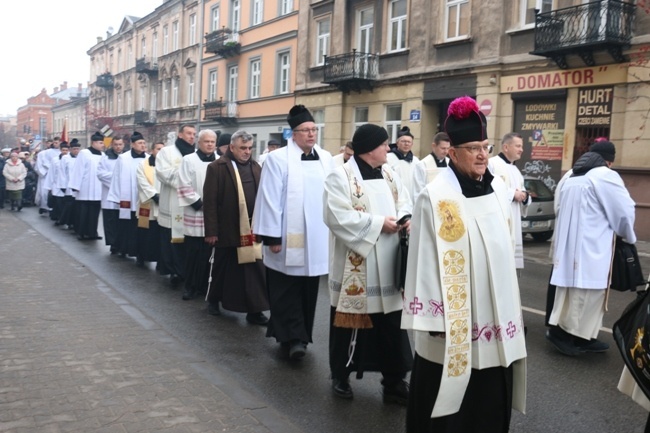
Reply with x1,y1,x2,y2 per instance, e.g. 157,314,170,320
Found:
354,154,384,180
449,160,494,198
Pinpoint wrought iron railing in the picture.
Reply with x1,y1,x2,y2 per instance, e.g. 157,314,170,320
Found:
203,99,238,122
532,0,635,53
323,50,379,84
136,57,159,75
95,73,114,89
205,28,241,57
134,111,156,125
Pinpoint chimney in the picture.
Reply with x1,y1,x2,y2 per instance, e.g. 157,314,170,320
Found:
97,36,103,43
61,81,68,91
53,87,59,94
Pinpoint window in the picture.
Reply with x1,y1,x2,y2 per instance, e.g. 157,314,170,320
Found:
162,80,169,109
116,50,121,72
252,0,264,25
250,59,261,99
127,45,133,68
172,21,179,51
172,77,179,107
150,86,157,111
387,0,407,52
189,14,197,45
163,25,169,54
125,90,132,113
354,106,369,131
277,52,290,94
313,109,325,145
521,0,552,27
357,7,374,52
208,69,217,102
117,93,123,115
231,0,241,34
141,37,147,58
188,74,195,105
211,6,220,31
385,104,402,142
280,0,293,15
139,87,146,110
445,0,469,41
315,18,330,66
228,65,238,102
152,33,158,58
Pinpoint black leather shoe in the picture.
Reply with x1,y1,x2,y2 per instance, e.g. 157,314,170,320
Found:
246,312,269,326
383,380,409,406
182,290,195,301
332,379,353,399
289,341,306,360
207,303,221,316
546,327,579,356
576,338,609,353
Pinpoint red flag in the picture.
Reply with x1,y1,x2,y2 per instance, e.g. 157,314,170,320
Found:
60,120,69,143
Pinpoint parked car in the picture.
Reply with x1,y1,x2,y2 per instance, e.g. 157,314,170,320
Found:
522,177,555,242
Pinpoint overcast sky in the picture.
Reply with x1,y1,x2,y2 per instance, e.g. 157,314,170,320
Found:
0,0,162,116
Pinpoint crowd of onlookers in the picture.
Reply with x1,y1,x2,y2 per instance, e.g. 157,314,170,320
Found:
0,146,38,210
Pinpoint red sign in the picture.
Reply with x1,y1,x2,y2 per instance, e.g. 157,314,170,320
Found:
479,99,492,116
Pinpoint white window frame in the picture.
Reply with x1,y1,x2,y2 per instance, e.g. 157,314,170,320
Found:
150,86,157,111
116,50,121,72
117,93,123,116
208,69,218,102
139,87,146,110
444,0,469,42
162,80,169,109
385,104,402,143
172,21,179,51
231,0,241,34
277,51,291,95
189,14,197,45
520,0,553,28
356,7,374,53
315,17,330,66
252,0,264,25
152,33,158,58
125,90,132,114
250,58,261,99
387,0,407,52
354,106,369,133
313,109,325,146
228,65,238,102
280,0,293,15
172,77,179,107
211,6,220,31
163,25,169,55
141,36,147,58
127,45,133,68
188,74,195,105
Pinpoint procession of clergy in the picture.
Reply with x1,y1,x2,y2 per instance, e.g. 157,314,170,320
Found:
29,95,638,433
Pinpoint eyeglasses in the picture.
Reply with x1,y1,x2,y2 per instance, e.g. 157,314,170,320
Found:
294,128,318,134
455,144,493,155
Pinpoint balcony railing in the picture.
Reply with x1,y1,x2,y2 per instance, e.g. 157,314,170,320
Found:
205,27,241,58
203,99,238,125
95,73,114,89
323,50,379,93
134,110,156,126
136,57,159,76
530,0,635,69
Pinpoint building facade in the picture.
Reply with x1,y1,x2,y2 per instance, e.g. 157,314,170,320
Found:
200,0,299,159
16,89,55,144
295,0,650,239
52,96,90,147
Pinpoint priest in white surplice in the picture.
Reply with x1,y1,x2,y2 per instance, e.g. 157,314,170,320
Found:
412,132,451,199
136,142,165,269
96,136,125,254
402,97,527,433
69,132,104,240
107,132,148,260
488,132,531,269
253,105,333,360
546,141,636,356
386,126,419,200
156,124,196,284
58,140,80,230
324,123,413,403
34,137,60,214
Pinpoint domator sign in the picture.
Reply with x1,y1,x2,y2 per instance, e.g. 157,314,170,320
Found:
501,65,627,93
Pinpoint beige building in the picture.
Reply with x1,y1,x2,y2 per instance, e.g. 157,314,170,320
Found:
87,1,201,144
200,0,299,159
295,0,650,239
52,95,89,147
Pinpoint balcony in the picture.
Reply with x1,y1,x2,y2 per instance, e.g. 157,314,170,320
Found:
530,0,635,69
136,57,158,76
95,73,114,89
322,50,379,93
205,28,241,58
203,99,238,125
134,110,156,126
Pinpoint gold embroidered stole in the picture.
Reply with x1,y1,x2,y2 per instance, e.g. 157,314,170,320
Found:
429,194,472,418
138,161,155,229
233,164,262,264
333,165,398,329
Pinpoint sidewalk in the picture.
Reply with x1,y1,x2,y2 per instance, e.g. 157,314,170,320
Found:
0,211,301,433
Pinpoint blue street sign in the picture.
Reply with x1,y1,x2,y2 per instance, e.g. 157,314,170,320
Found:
410,110,421,122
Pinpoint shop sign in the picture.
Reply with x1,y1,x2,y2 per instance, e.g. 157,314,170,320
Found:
576,87,613,126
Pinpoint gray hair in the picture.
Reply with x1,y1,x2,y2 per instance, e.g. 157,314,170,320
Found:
198,129,217,141
231,130,253,143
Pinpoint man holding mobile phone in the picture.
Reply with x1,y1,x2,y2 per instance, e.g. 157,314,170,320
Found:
323,123,413,404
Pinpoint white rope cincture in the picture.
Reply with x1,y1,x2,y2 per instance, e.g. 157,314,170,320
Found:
205,246,215,301
346,328,358,368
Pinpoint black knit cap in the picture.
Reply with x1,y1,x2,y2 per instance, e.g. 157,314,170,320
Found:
352,124,389,155
91,131,104,142
217,133,232,148
444,96,488,146
590,140,616,162
287,105,314,130
131,131,145,143
70,138,80,148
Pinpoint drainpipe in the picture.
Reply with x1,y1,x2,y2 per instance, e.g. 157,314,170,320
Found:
196,0,206,127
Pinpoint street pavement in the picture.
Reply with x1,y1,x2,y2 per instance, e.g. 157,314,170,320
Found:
0,209,301,433
3,206,650,433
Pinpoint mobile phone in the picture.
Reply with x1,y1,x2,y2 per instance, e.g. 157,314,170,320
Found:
397,214,411,225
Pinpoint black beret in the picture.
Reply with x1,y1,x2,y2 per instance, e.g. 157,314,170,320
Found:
397,126,414,139
217,133,232,147
70,138,81,148
267,139,281,147
131,131,145,143
287,105,314,130
444,96,488,146
590,140,616,162
352,124,389,155
59,141,69,148
91,131,104,142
